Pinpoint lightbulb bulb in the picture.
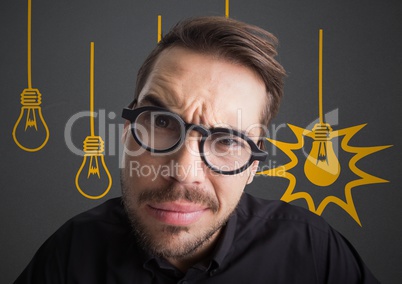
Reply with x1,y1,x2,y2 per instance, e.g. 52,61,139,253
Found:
304,123,341,186
12,88,50,152
75,135,112,199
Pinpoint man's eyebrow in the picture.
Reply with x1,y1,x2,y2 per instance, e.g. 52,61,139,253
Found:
226,126,259,139
139,94,167,108
139,94,260,138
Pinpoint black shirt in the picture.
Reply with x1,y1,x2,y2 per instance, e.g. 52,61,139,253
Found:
15,193,379,283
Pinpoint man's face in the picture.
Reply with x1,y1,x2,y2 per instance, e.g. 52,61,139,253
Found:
121,47,266,262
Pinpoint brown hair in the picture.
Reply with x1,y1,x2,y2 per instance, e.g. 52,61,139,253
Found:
134,16,286,126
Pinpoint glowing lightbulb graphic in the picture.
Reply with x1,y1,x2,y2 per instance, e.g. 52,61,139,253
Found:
75,42,112,200
12,0,49,152
258,29,392,225
304,29,341,186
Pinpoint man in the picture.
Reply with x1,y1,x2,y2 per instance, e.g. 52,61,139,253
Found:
16,16,379,283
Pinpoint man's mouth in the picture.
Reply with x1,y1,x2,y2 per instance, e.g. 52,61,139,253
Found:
146,202,209,226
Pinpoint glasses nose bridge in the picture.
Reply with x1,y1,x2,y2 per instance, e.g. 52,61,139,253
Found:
179,124,209,157
169,123,208,167
184,123,209,135
183,123,209,144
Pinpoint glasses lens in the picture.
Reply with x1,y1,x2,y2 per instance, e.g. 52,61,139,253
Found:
134,110,183,151
203,132,252,172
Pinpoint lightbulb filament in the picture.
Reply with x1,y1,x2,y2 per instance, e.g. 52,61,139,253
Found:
25,108,38,130
88,155,101,178
316,142,328,163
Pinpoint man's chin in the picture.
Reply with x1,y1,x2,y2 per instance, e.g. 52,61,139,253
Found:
128,210,224,259
141,225,221,259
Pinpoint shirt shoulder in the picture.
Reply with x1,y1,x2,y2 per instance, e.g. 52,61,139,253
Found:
223,193,380,283
15,197,136,284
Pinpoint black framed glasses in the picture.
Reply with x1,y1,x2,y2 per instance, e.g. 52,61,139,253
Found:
122,106,267,175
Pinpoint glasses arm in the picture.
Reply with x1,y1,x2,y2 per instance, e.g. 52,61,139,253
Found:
121,108,136,122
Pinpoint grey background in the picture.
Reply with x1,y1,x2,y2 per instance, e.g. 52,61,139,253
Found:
1,0,401,283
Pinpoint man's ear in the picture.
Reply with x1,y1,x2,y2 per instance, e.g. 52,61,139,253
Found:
246,161,259,184
121,120,130,145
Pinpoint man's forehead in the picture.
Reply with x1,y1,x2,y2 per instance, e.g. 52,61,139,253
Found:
137,47,267,136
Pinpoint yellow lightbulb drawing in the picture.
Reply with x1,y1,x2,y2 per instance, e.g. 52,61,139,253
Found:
75,42,112,200
257,29,392,226
304,30,340,186
12,0,49,152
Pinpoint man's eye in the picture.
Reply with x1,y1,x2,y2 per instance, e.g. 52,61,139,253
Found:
218,138,238,146
154,115,170,128
215,136,247,149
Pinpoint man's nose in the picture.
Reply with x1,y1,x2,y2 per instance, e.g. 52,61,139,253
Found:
165,134,206,184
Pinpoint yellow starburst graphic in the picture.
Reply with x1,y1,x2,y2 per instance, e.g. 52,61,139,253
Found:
258,124,392,226
258,30,392,226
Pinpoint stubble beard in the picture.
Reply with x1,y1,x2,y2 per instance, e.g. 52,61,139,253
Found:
120,171,234,260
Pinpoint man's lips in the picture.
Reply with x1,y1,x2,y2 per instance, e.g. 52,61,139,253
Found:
145,202,208,226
